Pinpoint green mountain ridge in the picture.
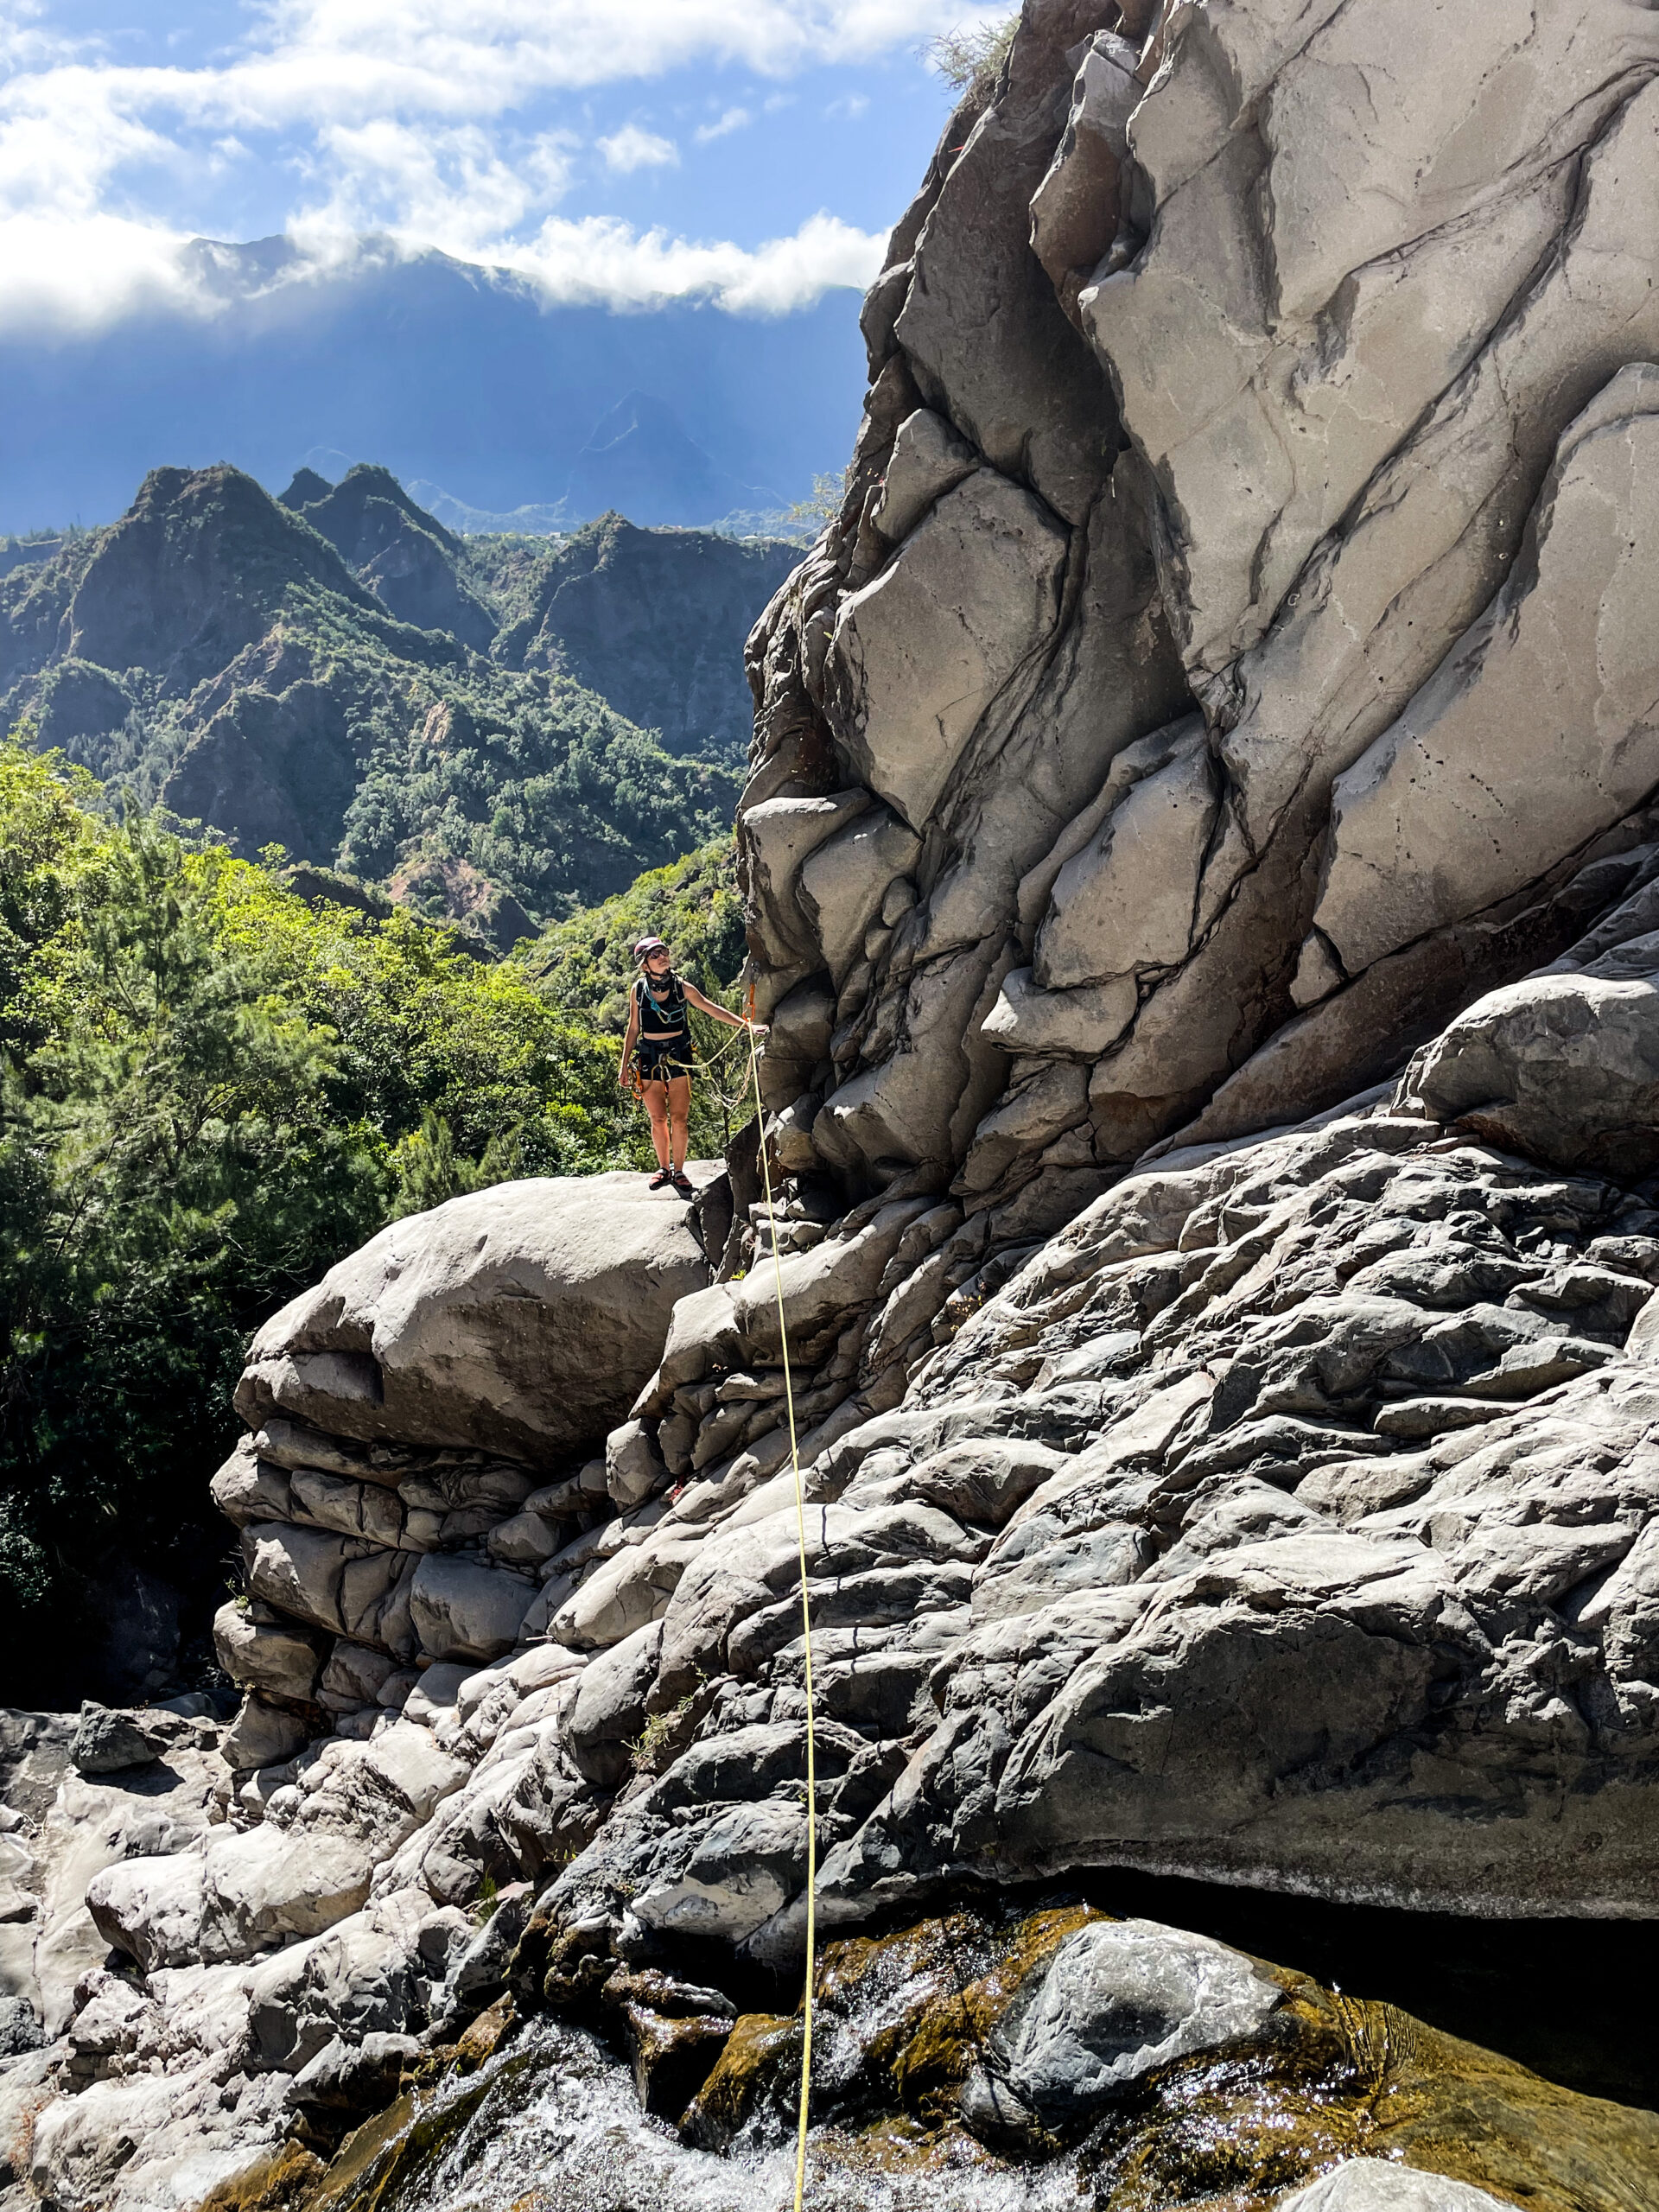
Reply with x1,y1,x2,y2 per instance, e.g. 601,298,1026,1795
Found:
0,462,796,946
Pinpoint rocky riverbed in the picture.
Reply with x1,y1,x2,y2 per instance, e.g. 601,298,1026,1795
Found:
6,0,1659,2205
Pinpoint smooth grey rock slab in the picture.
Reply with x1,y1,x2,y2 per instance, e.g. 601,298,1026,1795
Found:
1036,727,1217,991
1313,367,1659,980
1411,969,1659,1177
873,406,977,543
828,469,1066,833
213,1604,326,1700
798,804,921,986
894,6,1115,525
1029,31,1139,320
743,790,869,964
981,965,1137,1060
962,1062,1090,1192
410,1553,537,1663
236,1173,710,1462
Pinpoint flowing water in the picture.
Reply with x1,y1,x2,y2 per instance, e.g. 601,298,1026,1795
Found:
311,1888,1659,2212
353,2017,1090,2212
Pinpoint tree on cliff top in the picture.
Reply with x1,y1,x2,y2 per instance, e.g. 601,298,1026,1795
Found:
925,16,1018,95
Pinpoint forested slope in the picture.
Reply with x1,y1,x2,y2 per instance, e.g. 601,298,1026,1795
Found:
0,466,784,949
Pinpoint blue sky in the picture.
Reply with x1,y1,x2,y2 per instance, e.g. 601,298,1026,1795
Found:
0,0,1001,330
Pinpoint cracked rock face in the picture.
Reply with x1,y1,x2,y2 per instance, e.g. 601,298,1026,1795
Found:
16,5,1659,2207
740,0,1659,1206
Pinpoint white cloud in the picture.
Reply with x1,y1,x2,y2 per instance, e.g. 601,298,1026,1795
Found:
0,0,990,330
695,105,751,143
595,123,677,173
0,210,199,334
292,119,577,249
0,206,887,335
233,2,997,104
826,92,869,119
497,206,885,311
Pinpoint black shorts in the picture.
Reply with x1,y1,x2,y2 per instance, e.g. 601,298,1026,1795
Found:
636,1039,694,1084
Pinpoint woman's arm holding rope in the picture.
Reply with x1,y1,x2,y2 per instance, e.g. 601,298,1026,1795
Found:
683,979,766,1032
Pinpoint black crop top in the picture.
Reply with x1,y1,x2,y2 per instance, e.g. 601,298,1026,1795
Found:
634,969,690,1040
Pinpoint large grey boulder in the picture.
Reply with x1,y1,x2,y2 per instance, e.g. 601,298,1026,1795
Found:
235,1173,710,1460
212,1603,327,1700
69,1707,159,1777
963,1918,1281,2134
408,1553,538,1662
1408,959,1659,1177
221,1692,310,1773
631,1799,806,1948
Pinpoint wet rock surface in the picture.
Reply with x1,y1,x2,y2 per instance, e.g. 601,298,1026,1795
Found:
202,1899,1652,2212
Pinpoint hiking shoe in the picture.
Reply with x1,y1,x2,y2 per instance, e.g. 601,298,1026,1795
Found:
671,1170,695,1198
648,1167,673,1190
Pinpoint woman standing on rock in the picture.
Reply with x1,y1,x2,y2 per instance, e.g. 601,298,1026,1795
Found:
619,936,765,1196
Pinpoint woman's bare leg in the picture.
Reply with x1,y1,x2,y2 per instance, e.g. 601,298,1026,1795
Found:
642,1082,671,1170
668,1076,692,1172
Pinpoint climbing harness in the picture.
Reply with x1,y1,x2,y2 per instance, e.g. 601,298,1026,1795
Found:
742,990,817,2212
630,984,753,1097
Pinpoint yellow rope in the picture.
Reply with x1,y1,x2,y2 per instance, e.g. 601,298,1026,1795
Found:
742,1013,816,2212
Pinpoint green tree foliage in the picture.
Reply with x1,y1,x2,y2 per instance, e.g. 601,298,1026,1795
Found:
323,622,741,920
0,741,645,1700
519,836,746,1027
786,470,848,526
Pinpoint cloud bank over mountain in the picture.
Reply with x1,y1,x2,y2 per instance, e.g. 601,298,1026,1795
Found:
0,0,999,334
0,239,869,532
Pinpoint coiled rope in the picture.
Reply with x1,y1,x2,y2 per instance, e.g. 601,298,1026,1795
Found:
742,1007,817,2212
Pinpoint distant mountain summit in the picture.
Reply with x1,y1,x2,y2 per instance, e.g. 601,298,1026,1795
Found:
67,462,374,694
414,391,789,535
0,462,795,944
281,463,495,649
499,509,795,754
